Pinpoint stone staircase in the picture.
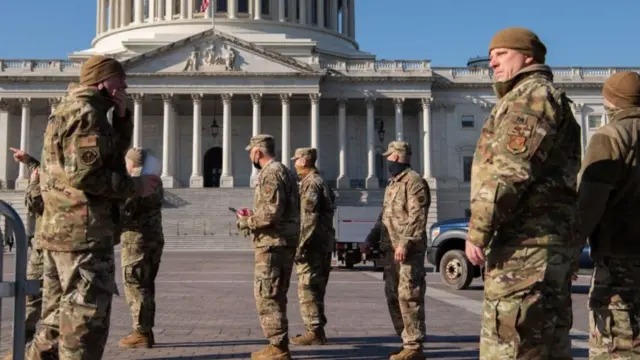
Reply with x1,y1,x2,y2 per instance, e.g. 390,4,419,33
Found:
0,187,439,251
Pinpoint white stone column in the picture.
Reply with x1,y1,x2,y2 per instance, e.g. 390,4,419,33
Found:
158,0,166,20
289,0,297,22
341,0,348,35
228,0,237,18
190,94,204,187
329,0,338,31
421,97,433,179
316,0,324,27
393,97,404,140
310,93,321,168
365,94,378,188
278,0,285,21
15,98,31,190
132,94,143,148
348,0,355,37
119,0,127,26
134,0,144,23
165,0,174,19
571,103,587,156
0,100,12,189
280,94,291,168
161,94,176,187
96,0,103,34
220,93,234,187
254,0,262,19
180,0,188,18
336,98,350,188
148,0,156,21
109,0,117,29
250,93,262,186
299,0,308,24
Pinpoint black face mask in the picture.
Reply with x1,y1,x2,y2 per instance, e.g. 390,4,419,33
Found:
253,161,262,170
387,160,409,176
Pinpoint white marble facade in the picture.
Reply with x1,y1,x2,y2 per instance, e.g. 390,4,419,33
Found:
0,0,636,219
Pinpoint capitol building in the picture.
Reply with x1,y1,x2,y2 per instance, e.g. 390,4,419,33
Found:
0,0,635,226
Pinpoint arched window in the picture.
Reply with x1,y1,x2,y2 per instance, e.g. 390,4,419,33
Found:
238,0,249,13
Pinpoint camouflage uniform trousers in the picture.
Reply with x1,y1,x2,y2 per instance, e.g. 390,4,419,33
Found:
25,246,44,342
295,251,332,332
588,257,640,359
479,246,574,360
25,249,117,360
254,245,295,347
121,232,164,333
383,250,426,351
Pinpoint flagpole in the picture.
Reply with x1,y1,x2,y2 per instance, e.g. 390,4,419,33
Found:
211,0,215,34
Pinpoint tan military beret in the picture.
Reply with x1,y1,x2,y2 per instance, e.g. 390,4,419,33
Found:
290,147,317,162
603,71,640,109
489,27,546,64
382,141,412,157
245,134,275,151
79,55,126,86
125,147,146,167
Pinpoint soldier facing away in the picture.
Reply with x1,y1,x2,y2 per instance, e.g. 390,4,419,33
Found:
118,148,165,349
364,141,430,360
465,27,582,359
9,147,53,344
289,147,336,346
236,134,300,360
577,71,640,358
6,55,160,360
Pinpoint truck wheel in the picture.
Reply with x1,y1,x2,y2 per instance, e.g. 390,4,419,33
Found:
439,249,474,290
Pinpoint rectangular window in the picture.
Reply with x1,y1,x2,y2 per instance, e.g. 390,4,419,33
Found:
261,0,270,15
238,0,249,13
461,114,475,128
463,156,473,182
588,115,602,129
217,0,228,12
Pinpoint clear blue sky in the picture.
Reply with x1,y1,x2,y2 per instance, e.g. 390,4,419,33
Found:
0,0,637,67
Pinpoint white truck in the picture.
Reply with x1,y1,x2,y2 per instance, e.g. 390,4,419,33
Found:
331,206,387,270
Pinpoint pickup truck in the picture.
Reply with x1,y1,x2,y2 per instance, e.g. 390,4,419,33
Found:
426,217,593,290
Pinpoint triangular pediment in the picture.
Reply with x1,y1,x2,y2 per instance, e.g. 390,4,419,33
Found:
121,29,320,75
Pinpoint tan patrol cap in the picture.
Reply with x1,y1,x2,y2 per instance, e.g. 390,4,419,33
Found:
290,147,317,162
245,134,275,151
125,147,146,167
382,141,412,157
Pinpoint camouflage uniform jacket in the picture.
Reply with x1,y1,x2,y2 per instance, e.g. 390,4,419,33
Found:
369,167,430,253
24,156,43,249
246,159,300,248
120,184,165,242
578,107,640,258
39,84,140,251
298,169,336,253
468,65,582,249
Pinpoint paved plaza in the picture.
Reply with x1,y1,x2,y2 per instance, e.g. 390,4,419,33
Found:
1,251,593,359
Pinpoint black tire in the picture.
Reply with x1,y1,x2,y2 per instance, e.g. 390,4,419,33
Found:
439,249,474,290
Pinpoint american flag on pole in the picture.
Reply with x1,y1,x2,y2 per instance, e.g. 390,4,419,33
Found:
200,0,210,13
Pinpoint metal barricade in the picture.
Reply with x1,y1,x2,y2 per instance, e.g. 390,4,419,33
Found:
0,200,40,360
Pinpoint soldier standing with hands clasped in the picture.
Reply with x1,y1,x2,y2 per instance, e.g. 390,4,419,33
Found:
576,71,640,358
289,147,336,346
4,55,161,360
465,27,581,359
236,134,300,360
364,141,430,360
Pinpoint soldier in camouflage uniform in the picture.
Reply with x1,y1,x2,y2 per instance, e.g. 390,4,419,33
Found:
237,134,300,360
118,148,165,349
577,71,640,359
9,148,52,344
289,147,335,346
465,27,582,359
365,141,430,360
5,55,160,360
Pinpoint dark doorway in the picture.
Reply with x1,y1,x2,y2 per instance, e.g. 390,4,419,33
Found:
204,146,223,188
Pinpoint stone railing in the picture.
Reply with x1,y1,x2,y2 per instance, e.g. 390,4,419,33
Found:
320,59,432,73
0,59,83,74
434,67,640,81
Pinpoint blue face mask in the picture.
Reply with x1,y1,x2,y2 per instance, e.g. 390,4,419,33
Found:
387,160,409,176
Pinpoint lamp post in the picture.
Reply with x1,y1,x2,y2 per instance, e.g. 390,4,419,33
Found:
375,117,385,143
209,118,219,139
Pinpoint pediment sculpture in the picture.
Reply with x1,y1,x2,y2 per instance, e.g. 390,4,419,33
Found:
183,42,238,72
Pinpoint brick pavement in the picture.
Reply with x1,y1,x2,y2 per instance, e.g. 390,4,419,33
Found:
1,252,591,359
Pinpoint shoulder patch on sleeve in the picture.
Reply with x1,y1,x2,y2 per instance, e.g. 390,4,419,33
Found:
80,149,98,165
77,135,97,148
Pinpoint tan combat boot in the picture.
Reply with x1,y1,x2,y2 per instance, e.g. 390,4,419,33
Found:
118,330,153,348
250,344,292,360
390,348,425,360
290,329,327,345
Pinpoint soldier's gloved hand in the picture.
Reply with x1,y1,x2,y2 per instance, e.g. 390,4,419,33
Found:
237,216,251,237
